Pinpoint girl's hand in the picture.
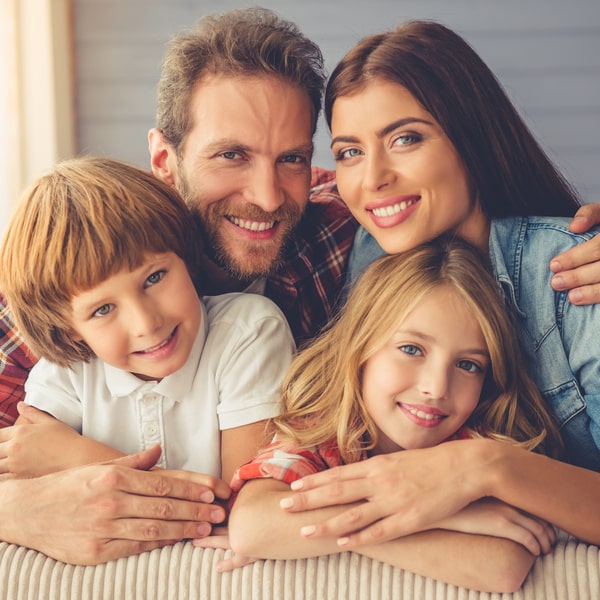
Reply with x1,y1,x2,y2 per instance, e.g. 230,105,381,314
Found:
434,498,556,556
193,527,259,572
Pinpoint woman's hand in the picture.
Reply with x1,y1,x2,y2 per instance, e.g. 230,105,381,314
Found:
281,440,493,548
551,202,600,304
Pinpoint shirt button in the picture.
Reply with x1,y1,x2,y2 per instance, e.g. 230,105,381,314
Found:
144,423,158,437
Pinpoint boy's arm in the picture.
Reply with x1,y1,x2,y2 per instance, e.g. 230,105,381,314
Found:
0,404,124,477
228,478,538,594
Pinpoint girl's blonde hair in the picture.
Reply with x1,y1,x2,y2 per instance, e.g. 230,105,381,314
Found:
274,235,562,462
0,156,200,367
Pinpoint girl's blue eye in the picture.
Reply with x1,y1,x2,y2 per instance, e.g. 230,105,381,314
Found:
394,133,422,146
399,344,422,357
457,359,482,374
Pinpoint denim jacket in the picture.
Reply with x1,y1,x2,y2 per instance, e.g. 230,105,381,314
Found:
348,219,600,470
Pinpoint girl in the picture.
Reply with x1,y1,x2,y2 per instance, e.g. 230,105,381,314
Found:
283,20,600,551
210,236,560,593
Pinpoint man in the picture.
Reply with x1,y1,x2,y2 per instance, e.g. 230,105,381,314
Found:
0,7,598,566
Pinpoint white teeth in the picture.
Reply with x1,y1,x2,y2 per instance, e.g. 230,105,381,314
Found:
229,216,275,231
407,407,437,420
372,199,415,218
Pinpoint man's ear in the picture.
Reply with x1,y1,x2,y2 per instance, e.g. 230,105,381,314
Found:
148,128,177,186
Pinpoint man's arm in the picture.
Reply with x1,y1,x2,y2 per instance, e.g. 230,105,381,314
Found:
0,446,230,565
228,478,539,594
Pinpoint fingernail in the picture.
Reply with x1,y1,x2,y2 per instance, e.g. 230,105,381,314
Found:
300,525,316,537
290,480,303,490
551,275,564,288
280,497,294,509
197,523,211,537
200,491,214,503
210,509,224,522
569,289,583,303
337,537,350,546
550,260,561,273
216,562,225,573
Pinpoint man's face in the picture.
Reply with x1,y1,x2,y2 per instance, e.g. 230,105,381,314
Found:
153,75,314,283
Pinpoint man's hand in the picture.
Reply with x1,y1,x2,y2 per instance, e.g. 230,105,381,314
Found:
0,445,231,565
551,202,600,304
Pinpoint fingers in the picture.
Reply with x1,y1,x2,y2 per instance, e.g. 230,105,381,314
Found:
290,461,370,493
215,553,258,572
283,478,373,512
569,203,600,234
16,402,54,424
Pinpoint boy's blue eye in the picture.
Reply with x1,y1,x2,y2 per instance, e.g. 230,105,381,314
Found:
146,270,165,286
93,304,112,318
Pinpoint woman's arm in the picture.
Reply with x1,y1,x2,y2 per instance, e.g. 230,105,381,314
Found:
279,439,600,547
229,477,541,594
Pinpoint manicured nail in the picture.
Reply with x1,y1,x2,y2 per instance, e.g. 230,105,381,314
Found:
290,480,304,490
300,525,316,537
280,497,294,509
337,537,350,546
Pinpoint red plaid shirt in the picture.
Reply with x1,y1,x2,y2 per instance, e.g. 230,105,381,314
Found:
0,168,357,427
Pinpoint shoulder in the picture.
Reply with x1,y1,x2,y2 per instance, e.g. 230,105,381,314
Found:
204,292,288,324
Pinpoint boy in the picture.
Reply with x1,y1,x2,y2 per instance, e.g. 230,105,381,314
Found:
0,156,294,483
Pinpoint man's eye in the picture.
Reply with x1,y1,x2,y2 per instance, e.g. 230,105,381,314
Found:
221,151,241,160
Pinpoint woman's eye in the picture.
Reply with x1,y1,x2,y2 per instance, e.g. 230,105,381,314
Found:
457,359,482,374
334,147,363,161
399,344,422,357
393,133,421,147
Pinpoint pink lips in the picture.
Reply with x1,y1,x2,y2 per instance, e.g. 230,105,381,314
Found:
134,326,178,357
398,402,446,429
366,195,420,229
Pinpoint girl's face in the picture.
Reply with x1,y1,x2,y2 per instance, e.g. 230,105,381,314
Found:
331,80,489,254
361,285,489,453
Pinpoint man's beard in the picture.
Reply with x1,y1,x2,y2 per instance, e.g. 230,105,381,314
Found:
180,188,302,281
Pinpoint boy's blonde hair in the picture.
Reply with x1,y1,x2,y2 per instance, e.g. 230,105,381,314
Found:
275,235,562,462
0,156,200,367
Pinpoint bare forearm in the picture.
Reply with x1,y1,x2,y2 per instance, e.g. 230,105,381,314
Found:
229,480,535,593
481,441,600,543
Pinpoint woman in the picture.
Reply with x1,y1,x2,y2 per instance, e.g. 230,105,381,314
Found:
279,20,600,549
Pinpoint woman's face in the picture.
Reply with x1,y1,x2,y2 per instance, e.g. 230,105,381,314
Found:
331,80,489,254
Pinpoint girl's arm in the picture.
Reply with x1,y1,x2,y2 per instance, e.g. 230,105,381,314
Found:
228,477,540,594
279,438,600,547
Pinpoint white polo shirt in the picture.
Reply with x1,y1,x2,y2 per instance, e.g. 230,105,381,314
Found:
24,293,295,476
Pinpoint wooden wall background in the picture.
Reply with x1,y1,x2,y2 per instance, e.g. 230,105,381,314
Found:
74,0,600,201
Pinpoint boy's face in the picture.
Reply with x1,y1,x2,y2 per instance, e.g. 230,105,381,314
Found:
69,252,202,381
149,75,314,286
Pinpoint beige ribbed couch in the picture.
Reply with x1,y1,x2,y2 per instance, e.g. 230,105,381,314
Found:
1,532,598,599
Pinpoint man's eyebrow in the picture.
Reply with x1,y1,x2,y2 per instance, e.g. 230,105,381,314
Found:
202,139,252,154
331,117,434,147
